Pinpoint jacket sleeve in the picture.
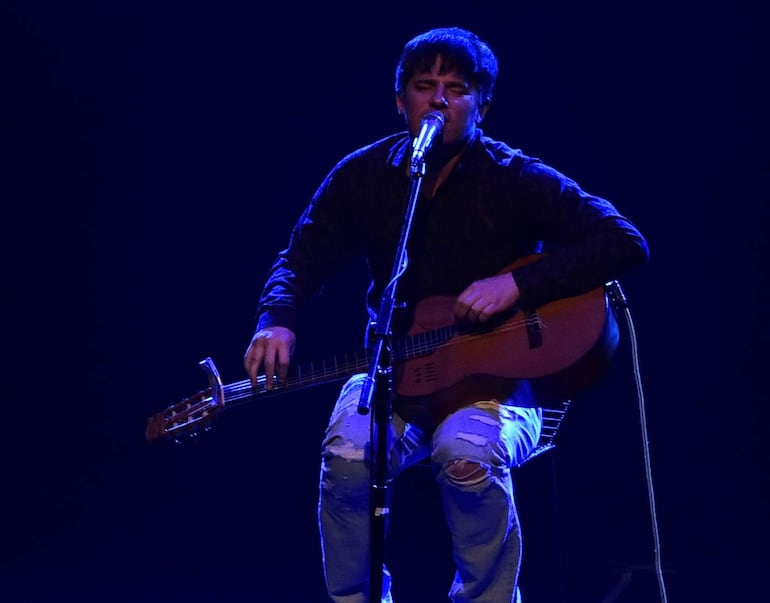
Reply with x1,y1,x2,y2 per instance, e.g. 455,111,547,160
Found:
254,161,362,333
509,160,650,309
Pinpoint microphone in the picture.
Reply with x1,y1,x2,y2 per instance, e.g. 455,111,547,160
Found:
410,111,445,174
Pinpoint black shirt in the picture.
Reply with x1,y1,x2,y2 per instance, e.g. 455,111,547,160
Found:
256,128,649,335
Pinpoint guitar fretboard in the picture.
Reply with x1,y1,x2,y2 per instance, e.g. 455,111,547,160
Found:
220,324,461,405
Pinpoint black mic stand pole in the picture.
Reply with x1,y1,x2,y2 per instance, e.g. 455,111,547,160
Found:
358,156,428,602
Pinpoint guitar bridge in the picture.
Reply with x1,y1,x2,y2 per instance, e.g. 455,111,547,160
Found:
525,310,543,348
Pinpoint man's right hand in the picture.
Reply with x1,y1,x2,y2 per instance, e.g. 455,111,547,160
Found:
244,326,296,390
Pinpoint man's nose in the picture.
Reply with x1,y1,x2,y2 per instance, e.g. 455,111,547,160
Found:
430,87,449,108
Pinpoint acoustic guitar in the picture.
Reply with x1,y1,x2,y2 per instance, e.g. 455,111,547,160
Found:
145,277,619,443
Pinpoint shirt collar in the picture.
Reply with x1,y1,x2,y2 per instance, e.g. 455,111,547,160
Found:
387,129,484,173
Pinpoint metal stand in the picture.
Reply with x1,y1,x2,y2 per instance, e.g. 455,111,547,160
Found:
358,157,428,602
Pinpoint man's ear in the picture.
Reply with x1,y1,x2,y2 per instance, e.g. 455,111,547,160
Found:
395,94,405,117
476,103,490,125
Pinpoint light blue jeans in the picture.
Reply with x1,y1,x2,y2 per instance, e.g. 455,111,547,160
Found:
319,373,543,603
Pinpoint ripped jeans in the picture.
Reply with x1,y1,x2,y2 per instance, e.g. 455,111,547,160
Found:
318,373,543,603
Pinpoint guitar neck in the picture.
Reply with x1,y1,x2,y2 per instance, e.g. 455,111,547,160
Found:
221,350,372,407
222,325,459,407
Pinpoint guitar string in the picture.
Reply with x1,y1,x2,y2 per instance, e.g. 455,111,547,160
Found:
161,314,545,434
164,317,539,418
220,316,537,400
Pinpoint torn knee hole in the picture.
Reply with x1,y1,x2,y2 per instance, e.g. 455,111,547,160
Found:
445,458,489,484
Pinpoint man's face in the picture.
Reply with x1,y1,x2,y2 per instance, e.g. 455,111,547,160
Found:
396,56,487,148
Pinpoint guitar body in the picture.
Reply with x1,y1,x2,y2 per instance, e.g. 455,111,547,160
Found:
392,286,619,419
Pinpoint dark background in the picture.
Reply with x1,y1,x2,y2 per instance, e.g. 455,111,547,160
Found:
3,1,768,602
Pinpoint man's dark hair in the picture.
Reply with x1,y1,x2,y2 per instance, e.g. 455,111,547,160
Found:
394,27,498,105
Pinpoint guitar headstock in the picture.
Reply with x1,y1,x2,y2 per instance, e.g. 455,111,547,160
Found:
145,357,226,443
145,387,223,443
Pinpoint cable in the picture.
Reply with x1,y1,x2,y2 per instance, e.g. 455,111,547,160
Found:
606,280,669,603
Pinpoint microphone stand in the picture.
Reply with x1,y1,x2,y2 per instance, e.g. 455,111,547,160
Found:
358,155,428,602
